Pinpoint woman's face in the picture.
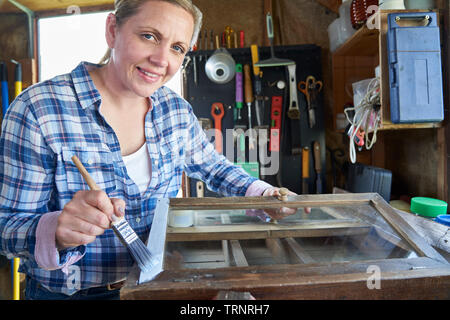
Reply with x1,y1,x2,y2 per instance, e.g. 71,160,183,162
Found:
106,0,194,97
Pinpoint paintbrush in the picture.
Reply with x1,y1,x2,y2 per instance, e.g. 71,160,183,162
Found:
71,155,158,273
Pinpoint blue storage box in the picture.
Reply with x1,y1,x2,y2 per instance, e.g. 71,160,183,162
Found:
387,12,444,123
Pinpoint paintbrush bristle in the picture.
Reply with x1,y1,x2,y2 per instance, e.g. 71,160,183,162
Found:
111,217,158,272
71,155,158,273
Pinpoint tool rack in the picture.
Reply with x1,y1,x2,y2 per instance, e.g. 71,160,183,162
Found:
183,44,326,196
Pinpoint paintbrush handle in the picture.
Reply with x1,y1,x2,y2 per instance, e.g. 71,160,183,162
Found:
71,155,120,223
71,155,100,190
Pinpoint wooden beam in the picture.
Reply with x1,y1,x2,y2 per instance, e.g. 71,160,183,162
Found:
169,192,375,210
0,0,114,13
370,195,448,264
283,238,315,264
229,240,249,266
167,220,371,242
265,239,290,264
122,257,450,300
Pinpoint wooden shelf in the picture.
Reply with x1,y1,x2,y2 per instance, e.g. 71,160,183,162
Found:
380,120,443,130
333,25,379,57
331,10,443,132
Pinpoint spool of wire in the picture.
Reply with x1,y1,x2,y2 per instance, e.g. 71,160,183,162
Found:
350,0,379,29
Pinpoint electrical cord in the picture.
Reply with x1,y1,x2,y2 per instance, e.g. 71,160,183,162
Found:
344,77,381,164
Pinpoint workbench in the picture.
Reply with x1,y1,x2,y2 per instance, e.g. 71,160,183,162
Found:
121,193,450,300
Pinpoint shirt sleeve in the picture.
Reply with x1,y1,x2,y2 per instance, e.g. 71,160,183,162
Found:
183,105,258,197
0,97,83,269
35,211,85,271
245,180,273,196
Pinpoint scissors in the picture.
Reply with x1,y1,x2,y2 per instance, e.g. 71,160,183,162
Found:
298,76,323,128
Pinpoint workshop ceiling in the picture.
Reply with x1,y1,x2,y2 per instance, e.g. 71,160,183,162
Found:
0,0,114,13
0,0,342,14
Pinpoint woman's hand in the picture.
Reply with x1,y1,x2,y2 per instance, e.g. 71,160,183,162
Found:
262,187,311,220
55,190,126,250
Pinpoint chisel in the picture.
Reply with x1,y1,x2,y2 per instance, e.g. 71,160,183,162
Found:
12,60,22,98
250,44,263,126
313,141,322,194
302,147,310,194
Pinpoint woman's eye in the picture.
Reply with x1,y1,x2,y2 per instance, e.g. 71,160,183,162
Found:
142,33,155,41
172,45,185,54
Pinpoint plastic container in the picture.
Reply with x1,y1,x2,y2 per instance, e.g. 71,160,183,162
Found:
410,197,448,218
404,0,435,9
434,214,450,227
168,210,194,227
328,18,344,52
339,0,356,43
379,0,405,9
387,12,444,123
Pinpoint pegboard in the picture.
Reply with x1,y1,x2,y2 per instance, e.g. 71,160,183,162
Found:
183,44,326,197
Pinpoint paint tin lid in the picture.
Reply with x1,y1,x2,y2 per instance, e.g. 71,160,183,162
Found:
410,197,448,218
434,214,450,227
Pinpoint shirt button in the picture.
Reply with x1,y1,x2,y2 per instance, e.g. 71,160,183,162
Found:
154,160,159,166
136,217,141,223
87,158,93,165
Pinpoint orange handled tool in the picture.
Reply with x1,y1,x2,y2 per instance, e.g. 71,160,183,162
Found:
302,147,310,194
211,102,224,154
243,64,255,150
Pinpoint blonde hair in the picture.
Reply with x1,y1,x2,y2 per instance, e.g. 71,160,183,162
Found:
99,0,202,65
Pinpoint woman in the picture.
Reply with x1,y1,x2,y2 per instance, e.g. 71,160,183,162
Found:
0,0,297,300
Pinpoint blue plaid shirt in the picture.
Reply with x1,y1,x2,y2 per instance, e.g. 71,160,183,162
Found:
0,62,257,295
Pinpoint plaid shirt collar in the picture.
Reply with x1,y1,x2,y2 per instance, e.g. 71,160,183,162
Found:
71,61,102,110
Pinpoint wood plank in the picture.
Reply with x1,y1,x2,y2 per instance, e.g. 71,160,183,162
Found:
334,187,450,254
122,257,450,300
372,226,415,253
229,240,248,266
370,195,448,264
396,210,450,254
220,214,231,266
0,0,114,13
284,238,315,264
169,193,375,210
167,220,371,242
265,239,290,264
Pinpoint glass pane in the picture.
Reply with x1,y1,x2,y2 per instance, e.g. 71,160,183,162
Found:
164,204,419,270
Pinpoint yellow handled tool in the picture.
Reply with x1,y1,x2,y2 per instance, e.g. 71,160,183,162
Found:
11,59,22,301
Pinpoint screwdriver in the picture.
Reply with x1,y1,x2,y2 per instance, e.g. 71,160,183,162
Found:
11,60,22,98
1,62,9,117
251,44,263,126
244,64,255,150
235,64,243,121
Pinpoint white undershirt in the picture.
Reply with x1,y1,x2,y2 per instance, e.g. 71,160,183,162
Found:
122,143,152,194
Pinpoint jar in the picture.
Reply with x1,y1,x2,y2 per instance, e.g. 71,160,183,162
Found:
404,0,435,9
